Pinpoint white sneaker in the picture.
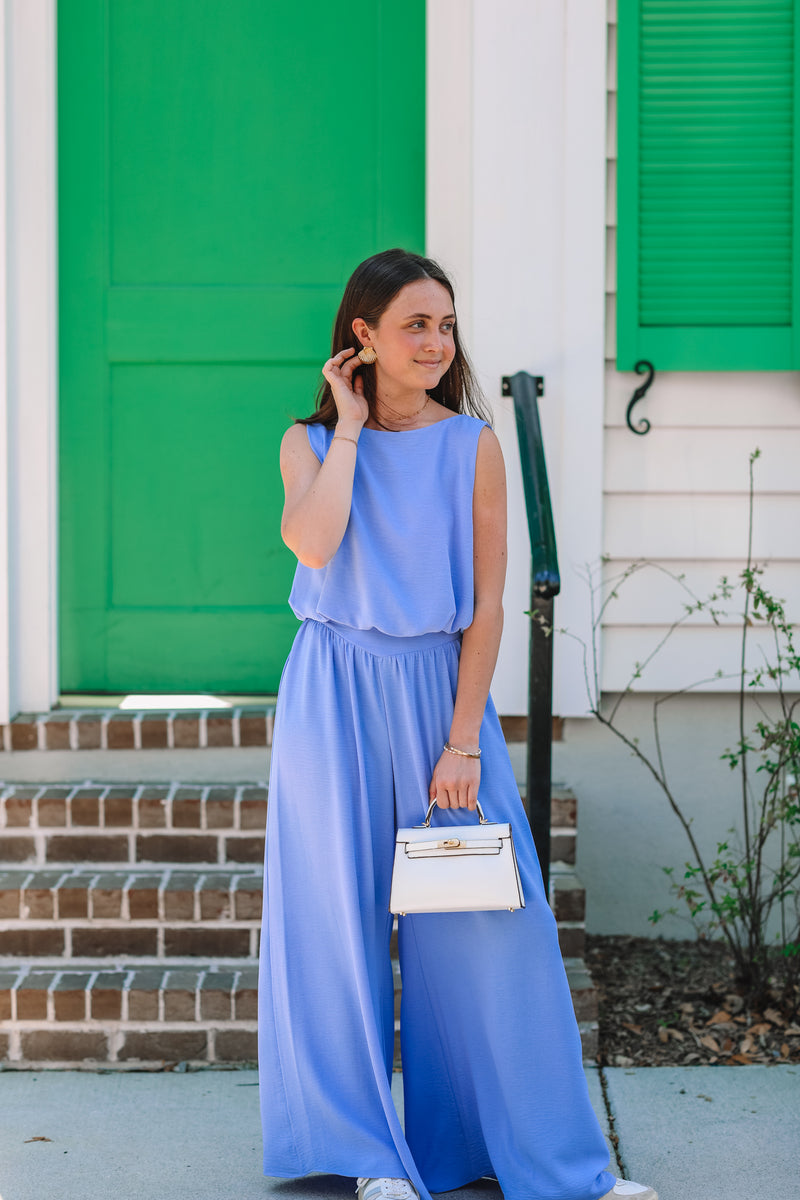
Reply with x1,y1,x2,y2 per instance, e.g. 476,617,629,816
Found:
356,1180,419,1200
601,1180,658,1200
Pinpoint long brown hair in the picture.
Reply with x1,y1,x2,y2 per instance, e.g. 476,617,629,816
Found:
297,248,491,428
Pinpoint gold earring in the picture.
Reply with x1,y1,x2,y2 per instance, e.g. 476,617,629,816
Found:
358,346,377,365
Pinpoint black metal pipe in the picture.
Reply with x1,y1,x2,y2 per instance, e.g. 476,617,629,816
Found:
527,595,554,897
504,371,560,896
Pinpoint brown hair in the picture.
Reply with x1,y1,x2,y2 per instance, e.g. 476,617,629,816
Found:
297,248,491,428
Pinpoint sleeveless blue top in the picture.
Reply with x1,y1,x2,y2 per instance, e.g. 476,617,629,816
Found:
288,413,489,637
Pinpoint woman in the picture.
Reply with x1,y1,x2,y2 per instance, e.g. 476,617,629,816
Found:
258,249,657,1200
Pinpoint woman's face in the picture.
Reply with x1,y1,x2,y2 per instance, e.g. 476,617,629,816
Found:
355,279,457,395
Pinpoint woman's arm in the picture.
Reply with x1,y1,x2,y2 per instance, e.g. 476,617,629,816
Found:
280,349,367,568
430,426,508,810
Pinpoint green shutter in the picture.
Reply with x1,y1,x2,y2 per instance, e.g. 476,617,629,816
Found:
617,0,800,370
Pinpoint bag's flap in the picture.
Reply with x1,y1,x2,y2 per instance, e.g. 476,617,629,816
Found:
396,823,512,847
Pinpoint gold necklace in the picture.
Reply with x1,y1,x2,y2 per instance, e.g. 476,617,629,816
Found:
374,394,430,426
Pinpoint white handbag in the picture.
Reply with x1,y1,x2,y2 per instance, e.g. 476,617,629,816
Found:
389,798,525,915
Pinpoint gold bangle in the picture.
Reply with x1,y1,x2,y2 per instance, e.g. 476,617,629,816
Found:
443,741,481,759
332,436,359,447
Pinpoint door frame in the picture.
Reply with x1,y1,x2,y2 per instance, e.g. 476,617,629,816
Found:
0,0,58,725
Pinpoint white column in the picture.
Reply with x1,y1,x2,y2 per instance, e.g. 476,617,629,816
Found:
0,3,9,723
0,0,59,724
426,0,606,717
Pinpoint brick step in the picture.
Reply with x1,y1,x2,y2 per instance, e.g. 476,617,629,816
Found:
0,865,585,960
0,962,258,1067
564,957,599,1062
1,955,597,1069
0,867,262,959
549,868,586,958
0,781,576,867
520,785,576,865
1,783,576,830
0,782,268,867
1,707,276,752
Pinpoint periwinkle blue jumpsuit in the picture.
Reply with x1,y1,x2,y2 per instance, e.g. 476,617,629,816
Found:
258,415,615,1200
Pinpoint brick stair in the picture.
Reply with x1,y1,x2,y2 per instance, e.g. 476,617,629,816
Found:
1,706,275,753
0,867,262,958
0,758,597,1068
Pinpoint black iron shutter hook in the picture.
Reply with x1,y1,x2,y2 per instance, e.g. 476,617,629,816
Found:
626,360,655,435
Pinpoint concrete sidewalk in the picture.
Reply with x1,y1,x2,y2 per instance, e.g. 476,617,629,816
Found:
0,1064,797,1200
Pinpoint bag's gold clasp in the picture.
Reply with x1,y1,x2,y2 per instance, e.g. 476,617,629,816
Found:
438,838,463,849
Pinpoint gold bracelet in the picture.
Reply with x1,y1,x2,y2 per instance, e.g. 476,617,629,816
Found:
332,435,359,447
443,741,481,759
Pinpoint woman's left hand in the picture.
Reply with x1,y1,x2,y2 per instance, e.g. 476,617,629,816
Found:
429,750,481,811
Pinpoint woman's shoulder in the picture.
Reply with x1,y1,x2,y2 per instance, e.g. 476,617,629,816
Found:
450,411,496,446
282,420,331,464
429,408,491,434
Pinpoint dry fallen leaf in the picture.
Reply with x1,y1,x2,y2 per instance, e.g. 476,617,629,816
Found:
781,1043,790,1058
707,1010,732,1025
748,1023,771,1037
658,1027,669,1044
699,1035,720,1052
764,1008,786,1026
24,1137,52,1144
621,1022,643,1034
729,1053,753,1064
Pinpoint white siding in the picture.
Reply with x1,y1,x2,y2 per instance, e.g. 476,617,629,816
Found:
601,1,800,698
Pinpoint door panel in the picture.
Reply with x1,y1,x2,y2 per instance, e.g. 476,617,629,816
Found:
58,0,425,691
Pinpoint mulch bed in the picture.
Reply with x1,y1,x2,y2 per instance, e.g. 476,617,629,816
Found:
586,934,800,1067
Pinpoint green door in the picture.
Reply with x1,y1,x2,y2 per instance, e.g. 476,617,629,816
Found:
58,0,425,693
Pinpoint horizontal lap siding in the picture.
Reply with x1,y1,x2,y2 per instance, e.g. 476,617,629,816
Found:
601,560,800,625
606,427,800,491
604,1,800,694
602,625,782,692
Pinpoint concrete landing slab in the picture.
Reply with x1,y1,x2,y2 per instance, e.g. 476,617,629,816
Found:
604,1064,800,1200
11,1062,793,1200
0,1069,266,1200
0,1067,611,1200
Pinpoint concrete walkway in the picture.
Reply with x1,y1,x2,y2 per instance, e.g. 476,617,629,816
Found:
0,1064,797,1200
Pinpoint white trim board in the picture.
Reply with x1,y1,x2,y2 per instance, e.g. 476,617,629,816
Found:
426,0,607,716
0,0,59,724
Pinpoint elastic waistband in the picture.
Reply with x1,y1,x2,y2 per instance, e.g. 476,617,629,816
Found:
308,619,461,657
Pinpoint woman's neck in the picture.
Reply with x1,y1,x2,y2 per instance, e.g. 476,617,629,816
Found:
369,384,431,429
375,380,429,414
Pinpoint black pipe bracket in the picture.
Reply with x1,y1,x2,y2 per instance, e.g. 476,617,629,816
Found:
502,375,544,399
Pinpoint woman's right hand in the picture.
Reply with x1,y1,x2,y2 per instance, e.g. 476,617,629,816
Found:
321,348,369,429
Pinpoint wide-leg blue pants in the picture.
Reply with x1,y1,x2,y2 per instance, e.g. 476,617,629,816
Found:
258,619,614,1200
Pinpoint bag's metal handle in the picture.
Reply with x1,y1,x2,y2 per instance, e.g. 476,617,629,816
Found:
415,797,494,828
